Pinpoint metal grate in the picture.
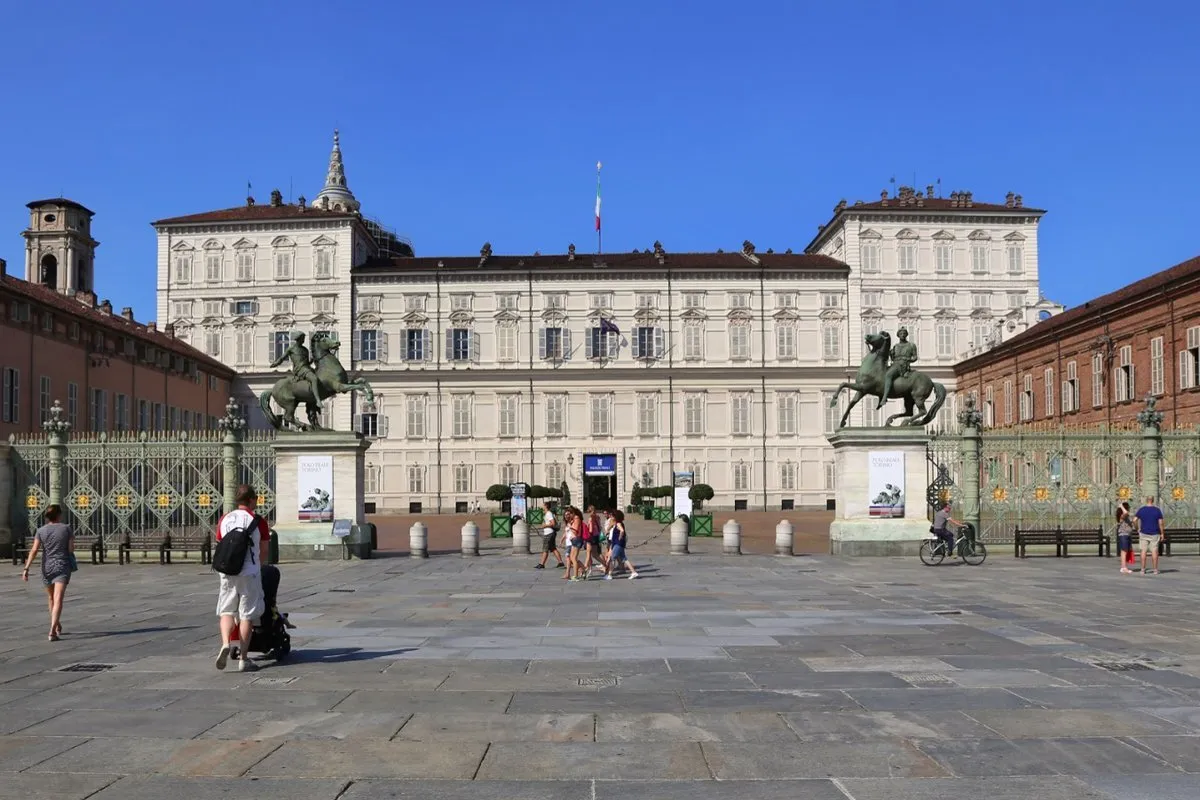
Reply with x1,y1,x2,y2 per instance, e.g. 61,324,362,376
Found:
1095,661,1154,672
329,588,356,593
58,663,117,673
579,676,619,687
932,610,964,616
896,672,956,686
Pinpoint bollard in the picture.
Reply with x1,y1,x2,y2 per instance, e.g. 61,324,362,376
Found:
409,522,428,559
722,519,742,555
512,519,530,555
461,521,480,557
669,517,690,555
775,520,795,556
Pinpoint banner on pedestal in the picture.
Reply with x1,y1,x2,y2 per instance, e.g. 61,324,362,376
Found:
298,455,334,522
868,451,905,518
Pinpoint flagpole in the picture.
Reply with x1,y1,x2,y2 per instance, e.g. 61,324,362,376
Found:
595,161,603,256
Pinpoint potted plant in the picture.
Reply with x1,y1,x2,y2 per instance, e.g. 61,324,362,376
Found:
486,484,514,538
688,484,715,536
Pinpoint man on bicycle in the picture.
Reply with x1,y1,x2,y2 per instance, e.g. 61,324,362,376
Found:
931,502,961,553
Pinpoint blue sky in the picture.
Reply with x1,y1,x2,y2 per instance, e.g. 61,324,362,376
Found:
1,1,1197,322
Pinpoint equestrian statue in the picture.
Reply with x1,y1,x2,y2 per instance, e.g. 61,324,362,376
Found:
829,327,947,428
260,331,375,431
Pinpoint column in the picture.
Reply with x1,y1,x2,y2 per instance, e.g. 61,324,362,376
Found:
960,414,982,540
218,398,246,513
45,400,72,506
1139,398,1163,503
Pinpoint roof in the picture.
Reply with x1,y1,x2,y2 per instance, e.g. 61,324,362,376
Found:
956,252,1200,371
806,190,1046,253
27,198,94,215
356,249,849,275
0,274,235,377
152,203,359,226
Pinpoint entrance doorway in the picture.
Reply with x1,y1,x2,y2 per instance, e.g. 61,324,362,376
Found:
582,454,618,511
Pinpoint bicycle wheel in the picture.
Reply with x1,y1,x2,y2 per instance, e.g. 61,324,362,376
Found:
919,540,945,566
960,539,988,566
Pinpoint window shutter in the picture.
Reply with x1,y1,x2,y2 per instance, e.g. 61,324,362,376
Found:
654,327,666,360
1129,365,1135,399
607,331,620,359
379,415,389,438
631,329,642,359
353,413,362,434
378,332,388,363
1182,350,1194,390
585,329,595,359
445,330,454,361
538,328,548,360
422,329,433,361
1061,381,1069,412
562,328,572,360
471,332,481,363
1112,368,1120,403
352,332,362,361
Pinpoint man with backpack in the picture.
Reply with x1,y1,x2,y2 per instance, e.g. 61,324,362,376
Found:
213,484,270,672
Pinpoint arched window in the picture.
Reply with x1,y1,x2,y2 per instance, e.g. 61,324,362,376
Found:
40,254,57,288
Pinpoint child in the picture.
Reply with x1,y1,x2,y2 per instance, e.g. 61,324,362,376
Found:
1116,501,1135,574
603,510,640,580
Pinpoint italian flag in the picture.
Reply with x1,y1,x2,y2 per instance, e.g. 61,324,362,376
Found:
595,161,602,231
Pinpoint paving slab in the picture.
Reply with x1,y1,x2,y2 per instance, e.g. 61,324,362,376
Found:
198,711,410,740
591,779,851,800
28,736,283,777
841,776,1110,799
596,712,798,742
702,739,947,779
0,736,89,771
0,771,121,800
247,740,488,779
395,712,594,742
475,742,710,780
339,780,594,799
84,776,350,800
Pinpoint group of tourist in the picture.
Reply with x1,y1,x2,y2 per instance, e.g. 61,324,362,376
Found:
535,502,640,580
1115,496,1167,575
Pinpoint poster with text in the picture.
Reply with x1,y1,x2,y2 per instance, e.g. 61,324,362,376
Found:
298,455,334,522
868,451,905,518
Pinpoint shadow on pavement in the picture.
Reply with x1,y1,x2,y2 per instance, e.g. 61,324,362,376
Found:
284,647,416,664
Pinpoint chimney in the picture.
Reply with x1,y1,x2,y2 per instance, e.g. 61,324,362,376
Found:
297,195,306,211
121,307,134,320
1005,191,1015,208
964,191,974,207
99,299,112,315
246,195,255,207
926,184,935,199
270,189,283,206
146,321,157,332
164,323,175,337
0,257,6,277
880,189,889,207
76,290,96,308
1014,194,1023,208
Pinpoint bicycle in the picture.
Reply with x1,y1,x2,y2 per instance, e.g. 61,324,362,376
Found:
919,522,987,566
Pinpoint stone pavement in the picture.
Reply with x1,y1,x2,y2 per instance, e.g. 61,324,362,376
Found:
3,544,1200,799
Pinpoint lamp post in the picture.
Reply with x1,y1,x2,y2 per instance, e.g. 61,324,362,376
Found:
217,398,247,514
43,399,72,507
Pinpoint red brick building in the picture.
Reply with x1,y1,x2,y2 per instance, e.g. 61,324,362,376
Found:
955,253,1200,429
0,198,235,438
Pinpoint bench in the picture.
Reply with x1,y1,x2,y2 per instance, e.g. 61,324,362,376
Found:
1158,529,1200,557
11,533,29,566
160,528,213,565
1014,526,1110,558
118,531,169,565
12,531,106,565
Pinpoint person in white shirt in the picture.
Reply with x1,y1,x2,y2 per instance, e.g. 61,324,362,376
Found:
535,501,564,570
213,484,269,672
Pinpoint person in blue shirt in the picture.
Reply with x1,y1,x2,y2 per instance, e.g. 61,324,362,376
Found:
1134,496,1166,575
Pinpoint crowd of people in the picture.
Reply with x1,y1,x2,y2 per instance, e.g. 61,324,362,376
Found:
534,502,640,580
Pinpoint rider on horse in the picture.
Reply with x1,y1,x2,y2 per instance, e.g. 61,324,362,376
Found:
269,332,325,409
878,326,918,410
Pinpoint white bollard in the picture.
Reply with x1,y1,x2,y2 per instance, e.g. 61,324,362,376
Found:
512,518,530,555
775,520,795,556
409,521,428,559
723,519,742,555
461,521,479,557
669,517,690,555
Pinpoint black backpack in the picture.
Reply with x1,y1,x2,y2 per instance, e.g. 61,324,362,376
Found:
212,516,258,576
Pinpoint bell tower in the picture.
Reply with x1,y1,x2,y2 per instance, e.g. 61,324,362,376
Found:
23,198,99,295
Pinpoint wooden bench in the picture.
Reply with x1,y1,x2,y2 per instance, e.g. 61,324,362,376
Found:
118,531,169,565
1014,526,1109,558
1158,529,1200,557
1014,528,1062,558
11,533,29,566
1059,527,1110,558
160,528,213,565
12,531,106,565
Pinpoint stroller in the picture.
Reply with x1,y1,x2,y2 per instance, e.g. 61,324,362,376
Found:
230,564,293,662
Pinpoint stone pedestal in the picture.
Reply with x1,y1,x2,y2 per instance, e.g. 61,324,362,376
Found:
827,427,931,557
271,431,371,561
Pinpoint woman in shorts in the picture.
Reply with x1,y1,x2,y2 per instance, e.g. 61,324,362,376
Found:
20,504,76,641
603,510,639,580
562,507,585,581
1116,501,1135,574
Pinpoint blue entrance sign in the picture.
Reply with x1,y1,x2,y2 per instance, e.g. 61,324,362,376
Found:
583,454,617,476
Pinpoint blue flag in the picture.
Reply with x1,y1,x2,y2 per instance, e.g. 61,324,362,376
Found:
599,318,620,336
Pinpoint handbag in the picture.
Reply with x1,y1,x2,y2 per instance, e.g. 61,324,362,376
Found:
68,552,79,572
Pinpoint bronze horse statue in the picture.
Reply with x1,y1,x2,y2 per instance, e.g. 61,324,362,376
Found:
259,332,375,430
829,331,947,428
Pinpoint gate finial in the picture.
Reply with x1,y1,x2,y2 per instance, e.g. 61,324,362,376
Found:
1137,394,1163,430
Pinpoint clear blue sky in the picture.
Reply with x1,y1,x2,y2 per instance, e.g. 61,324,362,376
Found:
1,1,1197,322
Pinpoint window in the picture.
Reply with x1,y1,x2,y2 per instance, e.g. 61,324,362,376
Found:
683,292,705,309
271,297,293,316
777,392,797,435
405,295,426,312
729,323,751,360
1020,374,1033,421
498,394,520,438
235,330,253,365
639,466,657,488
590,393,612,436
314,247,333,279
586,326,619,360
546,462,565,488
1063,361,1079,413
1044,368,1055,416
233,300,257,317
1115,345,1135,403
236,249,254,281
314,297,337,316
38,376,50,425
205,330,221,357
446,328,477,362
972,292,990,310
357,409,383,438
684,393,704,435
67,383,78,428
364,464,380,495
137,399,147,431
115,394,129,431
776,324,796,360
170,406,181,431
781,462,797,491
544,293,566,310
861,240,880,273
1151,336,1164,396
589,292,612,310
899,292,918,311
543,393,566,436
358,295,381,313
683,323,704,360
173,253,192,283
972,323,993,349
451,395,473,437
635,293,656,309
897,240,917,273
632,326,665,360
171,301,190,320
1007,243,1024,274
862,319,880,339
935,242,952,274
358,329,382,362
984,386,995,428
821,293,842,309
970,243,988,274
1181,326,1200,390
1003,379,1014,425
498,294,519,311
728,293,750,309
496,324,517,362
405,329,432,361
822,325,840,360
637,393,657,436
273,250,293,280
499,463,519,486
202,300,222,318
936,323,956,359
733,462,750,492
862,291,881,309
406,395,426,438
1092,353,1104,407
205,252,221,282
731,392,752,435
823,391,840,434
89,388,107,431
539,327,569,360
824,462,836,491
454,465,472,494
271,331,290,362
408,465,424,494
1008,293,1024,310
450,294,472,311
775,292,796,308
935,293,952,310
